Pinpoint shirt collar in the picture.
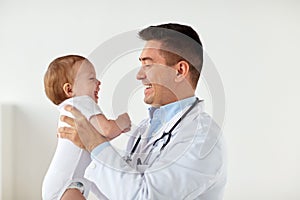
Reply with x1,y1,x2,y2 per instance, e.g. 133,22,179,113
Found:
148,96,197,124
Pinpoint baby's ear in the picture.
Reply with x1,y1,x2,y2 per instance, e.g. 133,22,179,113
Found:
62,83,73,97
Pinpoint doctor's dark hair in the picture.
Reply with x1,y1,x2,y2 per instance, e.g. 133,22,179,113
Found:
138,23,203,89
44,55,87,105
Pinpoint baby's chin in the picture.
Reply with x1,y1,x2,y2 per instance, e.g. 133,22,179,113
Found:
87,94,98,103
93,96,98,103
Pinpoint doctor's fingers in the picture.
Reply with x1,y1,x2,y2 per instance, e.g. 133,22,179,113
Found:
58,127,86,149
64,105,85,119
58,126,75,135
60,115,75,127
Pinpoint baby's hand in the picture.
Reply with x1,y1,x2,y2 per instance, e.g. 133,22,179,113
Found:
116,113,131,133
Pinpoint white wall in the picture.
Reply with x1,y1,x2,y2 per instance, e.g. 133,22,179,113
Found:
0,0,300,199
0,105,14,199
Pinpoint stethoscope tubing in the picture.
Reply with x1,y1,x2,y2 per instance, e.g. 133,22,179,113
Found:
128,98,201,161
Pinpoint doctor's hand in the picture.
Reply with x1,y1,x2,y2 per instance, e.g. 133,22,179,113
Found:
58,105,107,152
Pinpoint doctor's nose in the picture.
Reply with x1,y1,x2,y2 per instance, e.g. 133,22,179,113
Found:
136,67,146,80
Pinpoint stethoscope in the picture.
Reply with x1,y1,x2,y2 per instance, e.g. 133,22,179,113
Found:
125,98,201,165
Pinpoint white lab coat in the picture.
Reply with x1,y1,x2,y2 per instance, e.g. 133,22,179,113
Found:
84,101,227,200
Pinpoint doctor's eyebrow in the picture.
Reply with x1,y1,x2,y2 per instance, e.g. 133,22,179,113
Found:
139,57,153,62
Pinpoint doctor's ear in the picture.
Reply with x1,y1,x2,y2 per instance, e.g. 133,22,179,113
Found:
63,83,73,97
175,61,189,82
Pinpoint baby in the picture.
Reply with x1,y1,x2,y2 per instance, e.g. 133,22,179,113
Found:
42,55,131,199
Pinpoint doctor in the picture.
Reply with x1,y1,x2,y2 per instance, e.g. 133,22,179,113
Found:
59,23,227,199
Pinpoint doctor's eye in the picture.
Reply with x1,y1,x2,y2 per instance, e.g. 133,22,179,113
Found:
142,64,153,69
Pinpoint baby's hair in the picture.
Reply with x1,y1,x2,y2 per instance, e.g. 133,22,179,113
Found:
44,55,87,105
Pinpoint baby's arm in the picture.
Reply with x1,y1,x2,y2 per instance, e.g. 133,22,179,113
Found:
90,113,131,139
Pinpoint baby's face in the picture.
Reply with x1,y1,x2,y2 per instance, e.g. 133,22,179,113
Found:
72,61,101,103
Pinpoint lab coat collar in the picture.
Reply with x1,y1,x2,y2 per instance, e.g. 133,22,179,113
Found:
147,96,197,124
